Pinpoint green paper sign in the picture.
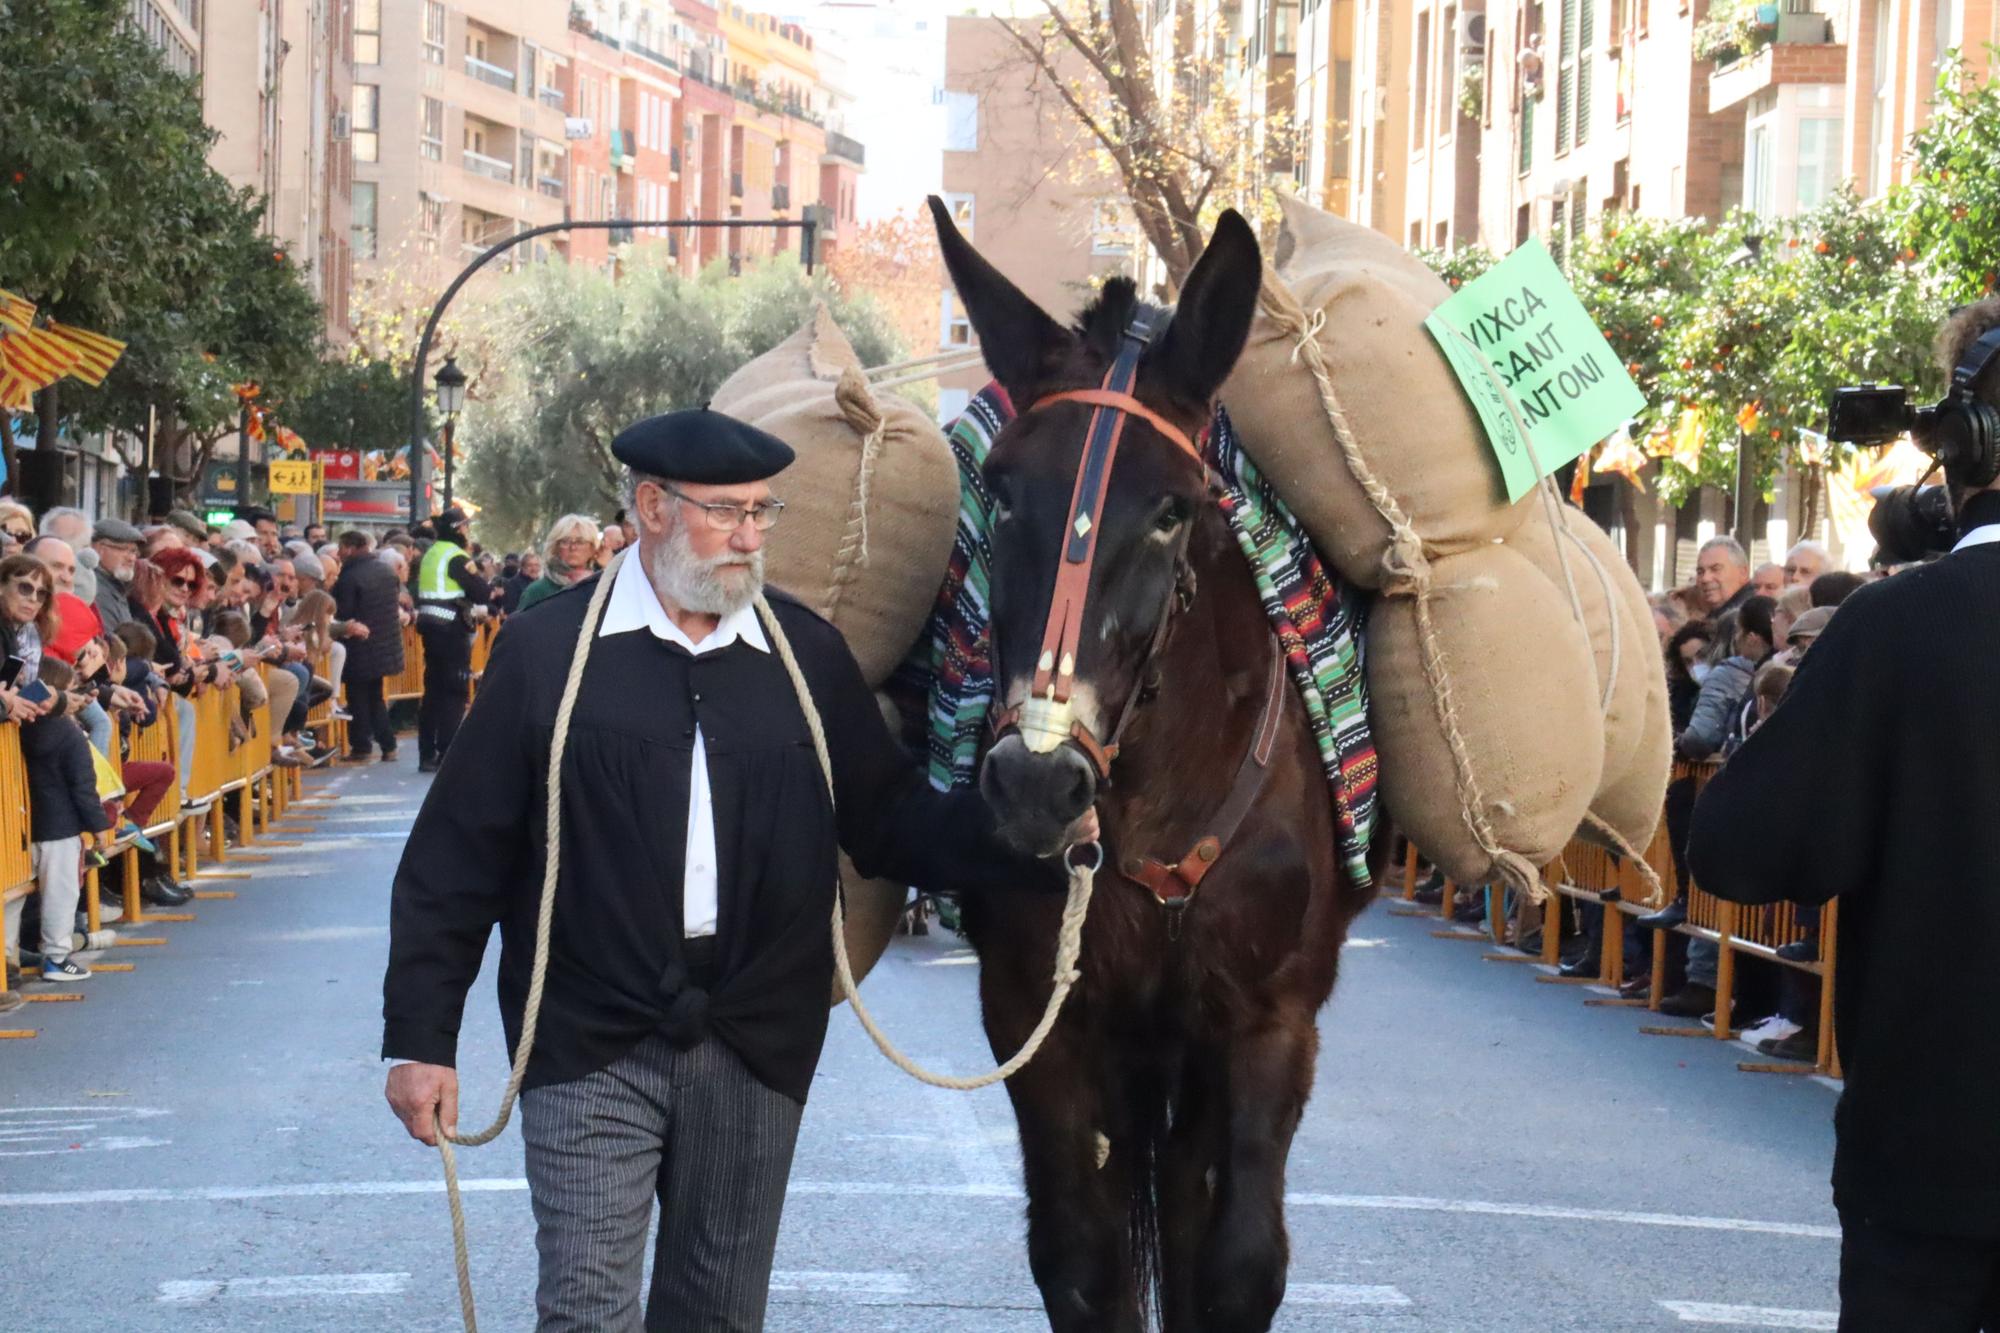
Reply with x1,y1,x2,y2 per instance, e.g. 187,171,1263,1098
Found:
1424,238,1646,503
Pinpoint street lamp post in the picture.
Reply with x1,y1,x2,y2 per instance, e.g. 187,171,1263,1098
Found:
405,216,817,529
433,355,466,512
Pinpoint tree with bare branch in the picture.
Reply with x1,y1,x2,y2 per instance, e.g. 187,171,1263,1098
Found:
993,0,1291,291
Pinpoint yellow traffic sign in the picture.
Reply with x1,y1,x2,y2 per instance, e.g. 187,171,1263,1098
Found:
270,460,318,495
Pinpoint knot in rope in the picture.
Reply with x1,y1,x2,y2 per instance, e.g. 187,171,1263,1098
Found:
1378,530,1431,598
1289,307,1328,365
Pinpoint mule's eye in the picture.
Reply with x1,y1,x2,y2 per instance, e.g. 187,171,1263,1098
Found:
1153,499,1190,533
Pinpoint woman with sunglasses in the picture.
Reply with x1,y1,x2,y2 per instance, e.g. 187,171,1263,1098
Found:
135,549,214,798
0,554,56,724
0,502,34,559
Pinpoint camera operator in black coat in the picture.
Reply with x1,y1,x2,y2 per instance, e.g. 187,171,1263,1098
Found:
1689,299,2000,1330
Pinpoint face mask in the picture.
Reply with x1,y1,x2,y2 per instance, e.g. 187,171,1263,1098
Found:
1690,663,1713,684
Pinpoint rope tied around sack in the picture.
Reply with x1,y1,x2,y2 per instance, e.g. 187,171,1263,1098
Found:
1266,273,1536,899
1273,272,1663,905
825,367,890,620
431,551,1097,1331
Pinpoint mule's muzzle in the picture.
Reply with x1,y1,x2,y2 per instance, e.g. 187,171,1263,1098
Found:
980,733,1098,857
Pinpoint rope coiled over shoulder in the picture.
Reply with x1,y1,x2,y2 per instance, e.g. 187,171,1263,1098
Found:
431,552,1095,1331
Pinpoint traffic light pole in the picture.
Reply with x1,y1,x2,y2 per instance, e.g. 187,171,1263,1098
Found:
405,216,817,529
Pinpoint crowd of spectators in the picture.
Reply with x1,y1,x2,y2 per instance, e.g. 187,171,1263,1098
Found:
0,503,382,1012
0,500,638,1012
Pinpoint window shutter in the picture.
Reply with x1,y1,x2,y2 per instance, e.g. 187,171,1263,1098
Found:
1557,62,1574,154
1520,91,1536,173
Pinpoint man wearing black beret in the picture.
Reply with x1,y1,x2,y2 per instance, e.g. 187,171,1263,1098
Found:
381,408,1092,1332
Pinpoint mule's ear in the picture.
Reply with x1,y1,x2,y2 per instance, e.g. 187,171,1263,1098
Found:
927,194,1069,405
1150,209,1263,408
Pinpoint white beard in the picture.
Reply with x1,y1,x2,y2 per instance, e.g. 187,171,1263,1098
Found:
646,520,764,616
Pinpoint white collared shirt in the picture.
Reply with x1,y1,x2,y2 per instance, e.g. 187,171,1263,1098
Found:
597,552,769,937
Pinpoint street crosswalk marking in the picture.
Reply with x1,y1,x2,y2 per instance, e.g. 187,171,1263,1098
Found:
1289,1283,1410,1306
1660,1300,1837,1328
0,1175,1841,1239
156,1272,410,1303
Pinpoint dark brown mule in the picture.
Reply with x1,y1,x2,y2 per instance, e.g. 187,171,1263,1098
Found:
927,198,1385,1333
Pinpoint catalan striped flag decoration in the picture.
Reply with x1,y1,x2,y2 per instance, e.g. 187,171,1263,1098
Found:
43,320,127,387
0,328,85,412
0,289,34,336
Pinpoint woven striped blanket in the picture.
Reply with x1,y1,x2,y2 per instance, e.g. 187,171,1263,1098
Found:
899,387,1377,891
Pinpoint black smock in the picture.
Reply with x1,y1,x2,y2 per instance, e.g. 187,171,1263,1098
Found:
381,577,1056,1103
1688,490,2000,1240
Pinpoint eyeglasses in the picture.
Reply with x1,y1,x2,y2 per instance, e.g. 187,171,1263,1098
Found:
169,576,202,592
555,537,596,550
660,483,784,533
9,578,47,603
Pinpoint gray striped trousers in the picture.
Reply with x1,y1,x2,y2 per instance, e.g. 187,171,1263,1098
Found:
519,1034,805,1332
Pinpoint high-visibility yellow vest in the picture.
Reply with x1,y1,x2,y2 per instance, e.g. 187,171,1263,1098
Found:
418,539,467,603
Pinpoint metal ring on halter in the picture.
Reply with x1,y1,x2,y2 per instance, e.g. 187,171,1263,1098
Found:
1066,841,1106,874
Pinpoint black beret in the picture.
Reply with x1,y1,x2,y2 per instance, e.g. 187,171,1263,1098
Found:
611,408,795,484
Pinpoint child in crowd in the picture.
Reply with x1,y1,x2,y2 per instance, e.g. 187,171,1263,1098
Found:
6,657,115,981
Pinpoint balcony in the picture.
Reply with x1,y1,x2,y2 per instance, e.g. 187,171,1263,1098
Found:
629,41,681,72
824,130,865,166
772,183,790,210
1709,37,1845,113
538,175,565,199
463,149,516,182
538,85,565,110
465,55,518,92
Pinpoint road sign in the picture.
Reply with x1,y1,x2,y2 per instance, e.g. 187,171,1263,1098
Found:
270,459,319,495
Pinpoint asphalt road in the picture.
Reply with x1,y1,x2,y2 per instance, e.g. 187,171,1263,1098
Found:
0,757,1843,1331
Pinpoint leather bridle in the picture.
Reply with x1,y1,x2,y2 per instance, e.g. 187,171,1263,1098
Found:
989,313,1210,783
985,312,1291,927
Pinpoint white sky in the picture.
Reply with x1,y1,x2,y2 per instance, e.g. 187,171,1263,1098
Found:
793,0,952,221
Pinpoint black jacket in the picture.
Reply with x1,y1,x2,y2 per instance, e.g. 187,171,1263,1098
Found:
381,579,1057,1102
22,716,114,843
1688,491,2000,1239
332,551,405,680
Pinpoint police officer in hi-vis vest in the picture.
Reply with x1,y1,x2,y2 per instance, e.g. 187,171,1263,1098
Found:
413,506,490,773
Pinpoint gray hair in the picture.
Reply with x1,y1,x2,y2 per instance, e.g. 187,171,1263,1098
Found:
542,512,603,564
72,564,97,603
1785,539,1829,564
37,506,90,540
226,539,263,567
1697,535,1749,569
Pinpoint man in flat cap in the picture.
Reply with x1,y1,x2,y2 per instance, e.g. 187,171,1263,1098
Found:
382,408,1092,1332
411,505,489,773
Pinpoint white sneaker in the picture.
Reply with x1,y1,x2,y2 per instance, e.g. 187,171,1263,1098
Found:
1738,1015,1801,1044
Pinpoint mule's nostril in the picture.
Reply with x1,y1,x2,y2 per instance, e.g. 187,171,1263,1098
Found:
1064,765,1095,819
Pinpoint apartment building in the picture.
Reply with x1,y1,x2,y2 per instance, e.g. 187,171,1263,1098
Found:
936,15,1137,422
349,1,573,294
1292,0,1357,215
128,0,356,340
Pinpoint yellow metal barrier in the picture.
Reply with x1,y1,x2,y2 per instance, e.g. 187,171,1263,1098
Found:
0,722,35,1004
385,625,424,702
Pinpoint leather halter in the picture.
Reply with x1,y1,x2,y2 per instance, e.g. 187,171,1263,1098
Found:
988,312,1208,781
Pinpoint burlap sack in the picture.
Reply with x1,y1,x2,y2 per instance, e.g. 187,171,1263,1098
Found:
1506,504,1672,860
711,304,853,413
720,308,960,685
1220,196,1531,591
1366,546,1604,888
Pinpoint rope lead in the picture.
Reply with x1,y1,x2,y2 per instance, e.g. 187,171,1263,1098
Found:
432,551,1094,1331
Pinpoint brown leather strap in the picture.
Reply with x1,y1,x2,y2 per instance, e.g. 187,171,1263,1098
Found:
1121,637,1288,905
1031,389,1201,461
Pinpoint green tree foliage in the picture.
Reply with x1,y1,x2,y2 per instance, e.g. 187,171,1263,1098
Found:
1411,243,1499,292
0,0,325,495
287,357,409,454
1902,52,2000,307
1659,192,1943,500
460,253,905,552
1570,215,1718,435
